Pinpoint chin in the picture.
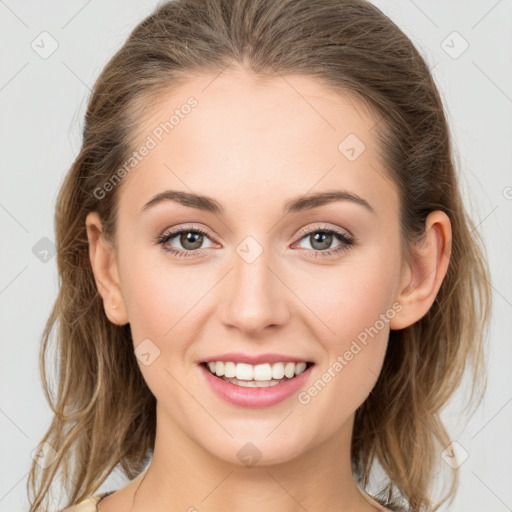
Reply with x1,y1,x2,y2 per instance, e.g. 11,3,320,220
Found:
200,431,313,469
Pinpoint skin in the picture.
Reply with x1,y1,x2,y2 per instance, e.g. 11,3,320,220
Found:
86,67,451,512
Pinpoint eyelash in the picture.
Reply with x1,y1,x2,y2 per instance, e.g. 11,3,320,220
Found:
156,224,355,259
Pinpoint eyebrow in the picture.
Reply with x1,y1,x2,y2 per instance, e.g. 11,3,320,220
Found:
140,189,376,216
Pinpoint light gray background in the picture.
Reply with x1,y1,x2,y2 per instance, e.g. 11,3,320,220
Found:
1,1,511,511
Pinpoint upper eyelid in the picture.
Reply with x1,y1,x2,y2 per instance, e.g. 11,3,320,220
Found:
295,224,354,241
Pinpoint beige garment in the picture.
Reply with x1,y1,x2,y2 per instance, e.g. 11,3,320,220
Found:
61,492,113,512
63,487,400,512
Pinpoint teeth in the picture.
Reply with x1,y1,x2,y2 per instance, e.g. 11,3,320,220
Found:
206,361,308,381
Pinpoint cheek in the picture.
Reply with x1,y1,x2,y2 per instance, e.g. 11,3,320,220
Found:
293,250,400,345
118,247,204,404
118,239,208,344
292,248,400,406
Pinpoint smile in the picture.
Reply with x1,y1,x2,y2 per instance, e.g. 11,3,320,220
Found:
200,361,315,408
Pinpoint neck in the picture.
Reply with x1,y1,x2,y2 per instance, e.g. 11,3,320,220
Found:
132,403,377,512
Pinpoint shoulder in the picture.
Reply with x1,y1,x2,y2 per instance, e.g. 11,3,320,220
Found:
61,492,114,512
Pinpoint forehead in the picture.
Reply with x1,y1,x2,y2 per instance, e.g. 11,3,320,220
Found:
117,69,398,221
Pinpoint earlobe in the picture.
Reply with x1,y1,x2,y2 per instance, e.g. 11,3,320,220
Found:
85,211,129,326
389,210,452,330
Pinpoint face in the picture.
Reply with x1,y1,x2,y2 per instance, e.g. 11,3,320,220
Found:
96,69,409,466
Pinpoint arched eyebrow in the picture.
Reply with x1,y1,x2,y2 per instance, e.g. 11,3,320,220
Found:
283,190,375,215
140,189,376,216
141,190,223,214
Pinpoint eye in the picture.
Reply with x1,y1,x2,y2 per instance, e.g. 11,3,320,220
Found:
156,225,215,258
293,224,355,258
156,223,355,259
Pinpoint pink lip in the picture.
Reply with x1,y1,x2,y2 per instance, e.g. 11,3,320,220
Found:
200,352,313,365
199,363,314,408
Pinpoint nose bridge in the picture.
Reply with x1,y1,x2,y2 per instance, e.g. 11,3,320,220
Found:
220,235,289,334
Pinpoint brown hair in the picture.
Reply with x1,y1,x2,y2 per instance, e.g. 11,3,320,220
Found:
27,0,491,511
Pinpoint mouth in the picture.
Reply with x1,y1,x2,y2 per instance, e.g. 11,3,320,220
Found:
200,361,315,388
199,360,316,408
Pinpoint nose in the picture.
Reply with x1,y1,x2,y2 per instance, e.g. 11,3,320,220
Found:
219,246,290,336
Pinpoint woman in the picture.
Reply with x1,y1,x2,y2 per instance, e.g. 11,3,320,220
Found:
27,0,491,511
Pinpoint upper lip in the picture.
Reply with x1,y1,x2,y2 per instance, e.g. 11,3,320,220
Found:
200,352,314,365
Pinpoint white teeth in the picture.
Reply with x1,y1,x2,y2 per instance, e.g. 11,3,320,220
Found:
224,361,237,378
205,361,309,381
237,362,257,380
284,362,296,379
272,363,285,380
253,363,272,380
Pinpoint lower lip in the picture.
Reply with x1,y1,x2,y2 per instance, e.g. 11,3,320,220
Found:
199,363,314,408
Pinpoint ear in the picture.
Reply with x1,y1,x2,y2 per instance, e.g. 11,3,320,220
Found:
390,210,452,330
85,211,129,326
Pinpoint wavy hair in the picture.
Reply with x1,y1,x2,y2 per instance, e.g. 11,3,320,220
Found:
27,0,492,510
